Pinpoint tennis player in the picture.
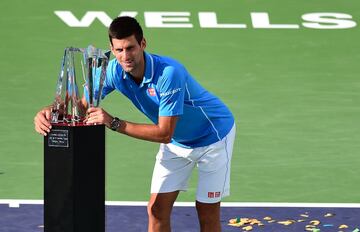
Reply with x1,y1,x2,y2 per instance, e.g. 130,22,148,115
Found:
35,16,236,232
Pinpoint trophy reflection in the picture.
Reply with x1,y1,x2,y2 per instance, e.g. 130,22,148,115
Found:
51,45,110,125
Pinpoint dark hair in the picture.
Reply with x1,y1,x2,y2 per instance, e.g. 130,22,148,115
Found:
108,16,143,45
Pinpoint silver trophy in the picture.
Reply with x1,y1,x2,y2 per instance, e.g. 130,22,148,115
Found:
51,45,110,125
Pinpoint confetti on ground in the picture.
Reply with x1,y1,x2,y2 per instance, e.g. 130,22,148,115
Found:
229,217,241,224
228,211,358,231
242,225,253,231
263,216,272,221
277,220,295,226
250,219,262,225
228,217,263,228
228,223,242,227
310,220,321,226
339,225,349,229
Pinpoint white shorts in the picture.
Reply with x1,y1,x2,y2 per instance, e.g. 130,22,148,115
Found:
150,124,236,203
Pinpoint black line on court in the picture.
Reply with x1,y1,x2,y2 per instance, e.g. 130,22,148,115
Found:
0,204,359,231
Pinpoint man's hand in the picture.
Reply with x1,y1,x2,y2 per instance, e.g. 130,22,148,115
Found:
85,108,178,144
85,107,113,128
34,106,52,136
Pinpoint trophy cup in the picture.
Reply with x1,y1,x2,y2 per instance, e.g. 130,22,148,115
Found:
51,45,110,125
44,45,109,232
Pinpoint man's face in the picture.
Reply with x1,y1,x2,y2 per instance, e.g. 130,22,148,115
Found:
110,35,146,74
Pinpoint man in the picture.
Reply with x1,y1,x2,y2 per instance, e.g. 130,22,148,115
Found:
34,16,236,232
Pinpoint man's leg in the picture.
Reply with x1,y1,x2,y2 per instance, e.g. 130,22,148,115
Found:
149,143,196,231
147,191,179,232
195,201,221,232
195,125,236,232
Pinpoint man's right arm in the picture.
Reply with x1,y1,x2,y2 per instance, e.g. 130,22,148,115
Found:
34,105,52,136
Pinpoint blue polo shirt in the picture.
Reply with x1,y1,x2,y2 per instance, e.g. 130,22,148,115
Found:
102,52,234,148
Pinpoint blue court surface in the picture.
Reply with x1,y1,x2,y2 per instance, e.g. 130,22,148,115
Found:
0,201,359,232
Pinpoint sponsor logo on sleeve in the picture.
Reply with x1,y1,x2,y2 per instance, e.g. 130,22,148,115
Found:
160,88,181,97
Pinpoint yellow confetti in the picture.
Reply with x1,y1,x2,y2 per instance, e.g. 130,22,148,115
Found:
297,219,306,222
229,218,248,225
250,219,261,225
229,218,237,224
243,226,253,231
228,217,264,228
324,213,334,217
228,223,242,227
263,216,272,221
300,214,309,218
310,220,321,226
278,220,295,226
339,225,348,229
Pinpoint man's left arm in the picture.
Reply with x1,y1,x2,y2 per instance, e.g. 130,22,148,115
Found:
85,107,178,144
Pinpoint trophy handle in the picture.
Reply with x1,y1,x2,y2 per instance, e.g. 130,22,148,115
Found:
51,48,68,123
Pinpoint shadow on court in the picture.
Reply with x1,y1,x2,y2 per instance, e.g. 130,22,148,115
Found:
0,203,359,231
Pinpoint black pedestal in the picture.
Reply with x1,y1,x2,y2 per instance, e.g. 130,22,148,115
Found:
44,124,105,232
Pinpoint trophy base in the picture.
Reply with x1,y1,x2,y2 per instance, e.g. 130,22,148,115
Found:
44,124,105,232
51,121,90,127
51,115,89,126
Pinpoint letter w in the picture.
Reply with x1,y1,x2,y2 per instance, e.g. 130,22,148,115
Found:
54,11,138,27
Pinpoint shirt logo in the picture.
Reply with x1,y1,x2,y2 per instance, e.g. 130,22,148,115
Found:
148,88,156,96
160,88,182,97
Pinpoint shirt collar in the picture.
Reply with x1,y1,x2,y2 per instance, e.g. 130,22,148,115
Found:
142,52,154,86
122,52,154,87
